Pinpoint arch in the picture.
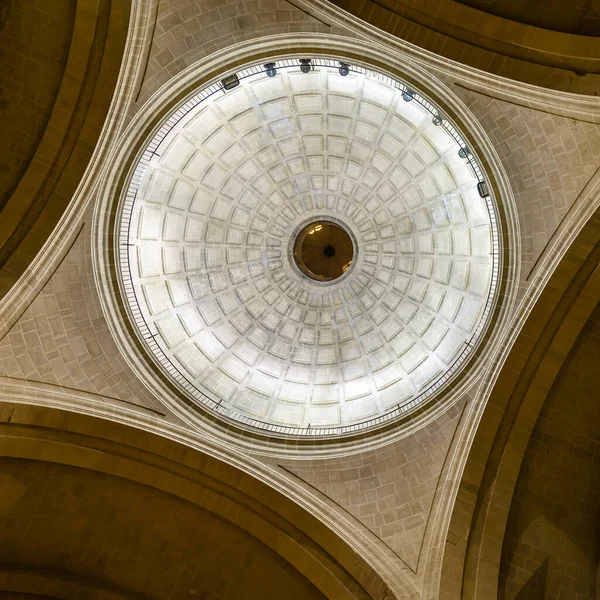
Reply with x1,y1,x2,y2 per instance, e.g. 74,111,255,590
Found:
318,0,600,95
0,402,394,600
439,206,600,599
0,0,131,298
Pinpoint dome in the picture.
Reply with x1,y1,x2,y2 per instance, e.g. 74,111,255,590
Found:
118,58,500,436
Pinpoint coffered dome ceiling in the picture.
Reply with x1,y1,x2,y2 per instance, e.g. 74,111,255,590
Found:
119,58,500,436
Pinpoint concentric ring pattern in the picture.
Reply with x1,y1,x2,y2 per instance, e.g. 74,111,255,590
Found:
119,60,500,435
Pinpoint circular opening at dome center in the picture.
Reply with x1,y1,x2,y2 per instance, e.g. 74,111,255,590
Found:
293,221,353,282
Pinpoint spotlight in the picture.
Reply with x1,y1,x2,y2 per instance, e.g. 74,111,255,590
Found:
338,62,350,76
221,73,239,91
458,147,470,159
300,58,311,73
264,63,277,78
432,113,443,126
477,181,490,198
402,88,414,102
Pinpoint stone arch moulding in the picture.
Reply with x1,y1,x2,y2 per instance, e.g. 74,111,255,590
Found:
0,377,420,600
0,402,395,600
0,0,130,299
0,0,157,338
303,0,600,95
92,33,521,453
290,1,600,118
437,203,600,600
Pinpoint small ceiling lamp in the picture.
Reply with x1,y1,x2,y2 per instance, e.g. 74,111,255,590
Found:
221,73,239,90
402,87,414,102
338,62,350,76
264,63,277,77
300,58,312,73
477,181,490,198
432,113,443,126
458,146,471,159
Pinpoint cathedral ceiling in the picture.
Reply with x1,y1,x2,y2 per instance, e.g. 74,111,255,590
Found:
0,405,392,600
0,457,327,600
0,1,598,599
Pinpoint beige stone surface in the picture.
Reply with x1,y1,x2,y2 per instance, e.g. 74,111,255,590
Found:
452,88,600,275
0,1,599,598
456,0,600,35
0,225,168,418
0,0,75,211
328,0,600,95
137,0,334,104
0,405,392,600
282,398,465,571
438,210,600,600
0,0,129,297
0,457,327,600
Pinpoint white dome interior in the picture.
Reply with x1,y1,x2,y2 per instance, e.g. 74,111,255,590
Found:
119,59,500,435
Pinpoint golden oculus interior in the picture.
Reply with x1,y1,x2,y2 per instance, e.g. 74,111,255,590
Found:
293,221,353,282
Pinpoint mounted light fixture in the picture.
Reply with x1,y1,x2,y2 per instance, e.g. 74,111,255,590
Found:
300,58,311,73
458,147,471,159
264,63,277,77
338,62,350,76
402,88,414,102
221,73,239,90
432,113,443,126
477,181,490,198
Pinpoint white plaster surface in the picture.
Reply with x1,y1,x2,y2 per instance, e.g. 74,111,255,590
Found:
122,63,498,432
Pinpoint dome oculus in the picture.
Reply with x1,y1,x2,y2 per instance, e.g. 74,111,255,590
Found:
118,58,501,436
293,221,353,282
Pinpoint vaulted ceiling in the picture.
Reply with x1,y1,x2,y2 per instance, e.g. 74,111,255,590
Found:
0,0,598,599
123,62,498,433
